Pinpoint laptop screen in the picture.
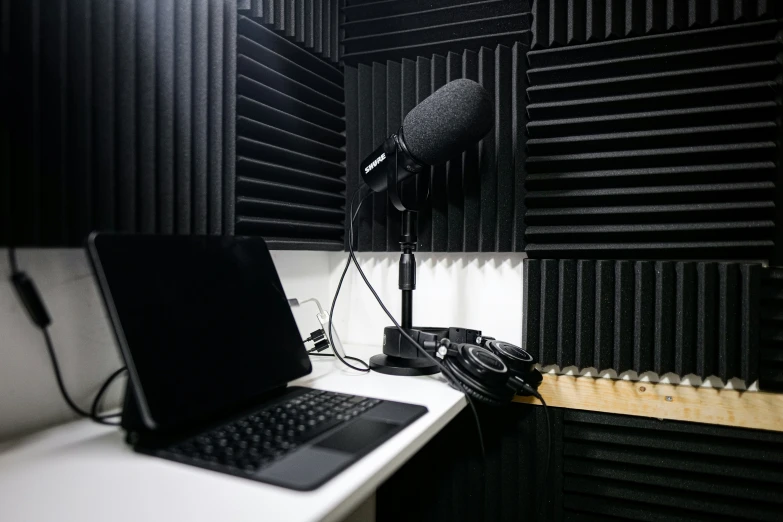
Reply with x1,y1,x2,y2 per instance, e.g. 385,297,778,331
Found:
89,234,312,430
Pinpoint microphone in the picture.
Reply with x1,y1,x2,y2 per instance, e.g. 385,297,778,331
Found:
359,80,493,375
360,79,493,196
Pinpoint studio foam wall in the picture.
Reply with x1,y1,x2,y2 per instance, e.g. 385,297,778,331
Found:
234,15,346,250
531,0,782,49
523,258,766,385
557,410,783,521
524,18,783,260
761,268,783,391
1,0,238,246
379,405,783,521
342,0,532,65
237,0,340,63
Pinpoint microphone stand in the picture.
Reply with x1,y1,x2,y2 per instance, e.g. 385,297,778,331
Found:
399,210,416,331
369,143,442,376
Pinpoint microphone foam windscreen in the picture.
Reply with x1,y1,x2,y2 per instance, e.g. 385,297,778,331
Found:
402,79,493,165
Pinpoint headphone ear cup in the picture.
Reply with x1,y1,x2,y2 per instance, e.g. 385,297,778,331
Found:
485,340,543,394
442,355,514,406
486,341,537,375
459,381,506,407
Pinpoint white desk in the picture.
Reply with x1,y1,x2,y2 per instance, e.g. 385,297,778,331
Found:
0,346,466,522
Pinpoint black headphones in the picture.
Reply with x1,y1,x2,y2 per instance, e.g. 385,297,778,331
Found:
424,337,543,406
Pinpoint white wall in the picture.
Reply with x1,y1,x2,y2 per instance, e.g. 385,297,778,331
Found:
270,250,336,338
0,248,334,442
0,249,123,441
326,252,526,348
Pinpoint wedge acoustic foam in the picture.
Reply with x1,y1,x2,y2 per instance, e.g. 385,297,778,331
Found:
234,15,346,249
1,0,238,245
524,19,783,260
523,258,763,385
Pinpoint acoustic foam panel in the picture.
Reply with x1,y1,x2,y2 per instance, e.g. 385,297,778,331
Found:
524,18,783,260
237,0,339,63
760,268,783,392
377,402,551,522
560,410,783,521
341,0,532,66
532,0,782,49
380,404,783,521
235,16,346,250
345,43,528,252
523,259,762,384
1,0,237,246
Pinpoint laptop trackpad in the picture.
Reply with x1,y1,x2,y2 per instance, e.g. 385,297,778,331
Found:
256,447,351,490
315,419,397,453
256,420,396,490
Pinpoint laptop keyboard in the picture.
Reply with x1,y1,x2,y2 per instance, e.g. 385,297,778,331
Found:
165,390,382,474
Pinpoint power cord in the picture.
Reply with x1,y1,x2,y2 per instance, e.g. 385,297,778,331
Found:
303,330,369,367
90,366,128,423
523,384,552,515
8,248,126,426
331,186,487,456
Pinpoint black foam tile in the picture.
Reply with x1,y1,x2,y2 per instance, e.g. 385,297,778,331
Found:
759,267,783,390
523,259,543,354
557,259,577,368
717,262,740,382
524,18,782,261
696,262,717,377
740,264,760,383
540,259,560,365
511,42,528,251
654,261,676,375
523,258,765,383
613,260,634,372
633,261,655,374
574,260,596,369
674,262,697,376
594,260,615,371
5,0,241,245
495,44,514,252
531,0,781,49
237,16,345,248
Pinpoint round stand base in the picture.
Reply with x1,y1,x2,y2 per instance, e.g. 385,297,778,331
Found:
369,354,440,376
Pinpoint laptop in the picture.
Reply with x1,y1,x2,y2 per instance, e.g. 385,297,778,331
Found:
87,233,427,490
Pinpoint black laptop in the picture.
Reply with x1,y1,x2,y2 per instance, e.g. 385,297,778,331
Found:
87,233,427,490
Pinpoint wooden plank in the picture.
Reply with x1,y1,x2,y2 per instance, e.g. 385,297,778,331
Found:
514,374,783,433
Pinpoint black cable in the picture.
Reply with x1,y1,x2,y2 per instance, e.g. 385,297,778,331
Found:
41,329,93,419
338,186,486,456
43,329,125,426
325,188,374,373
9,248,126,427
91,367,128,425
308,352,369,367
8,246,18,273
524,385,551,515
